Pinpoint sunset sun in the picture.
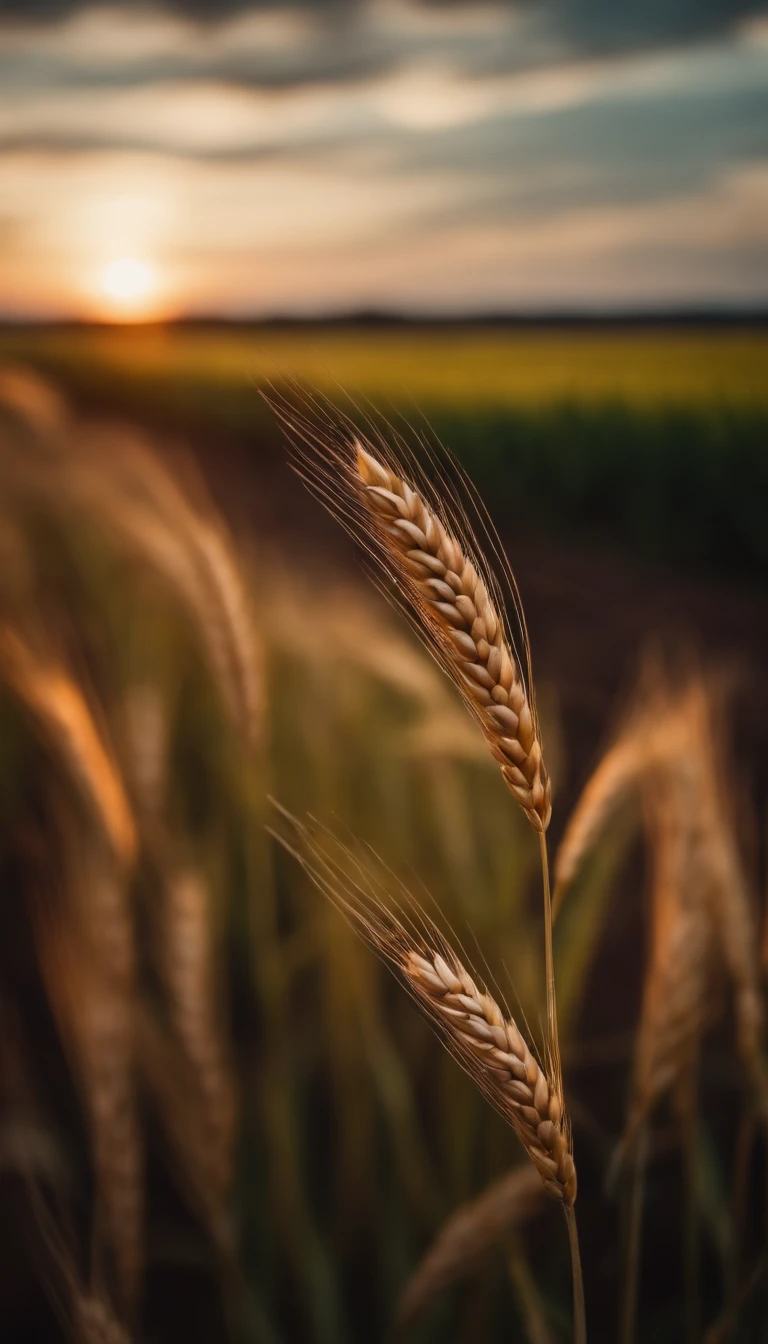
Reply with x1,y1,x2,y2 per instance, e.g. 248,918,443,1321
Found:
100,255,156,317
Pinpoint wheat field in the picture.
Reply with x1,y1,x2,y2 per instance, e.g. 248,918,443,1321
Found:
0,348,766,1343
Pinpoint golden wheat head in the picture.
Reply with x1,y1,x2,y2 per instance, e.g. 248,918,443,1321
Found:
266,388,550,831
354,445,551,830
269,806,574,1202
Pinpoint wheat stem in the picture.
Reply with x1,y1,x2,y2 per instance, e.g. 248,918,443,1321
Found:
507,1235,555,1344
620,1124,649,1344
564,1202,587,1344
676,1068,701,1344
539,831,560,1090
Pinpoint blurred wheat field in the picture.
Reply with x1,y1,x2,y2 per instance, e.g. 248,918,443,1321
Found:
3,322,767,581
2,323,767,408
0,352,767,1344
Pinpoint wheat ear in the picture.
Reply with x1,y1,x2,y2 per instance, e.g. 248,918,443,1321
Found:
270,808,586,1338
354,445,551,832
406,948,576,1202
353,445,560,1106
271,807,574,1198
396,1165,543,1327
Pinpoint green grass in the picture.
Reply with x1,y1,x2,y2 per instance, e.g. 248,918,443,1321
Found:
2,322,768,410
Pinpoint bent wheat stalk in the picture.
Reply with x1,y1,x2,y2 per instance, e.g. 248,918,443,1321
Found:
270,807,585,1342
350,442,562,1092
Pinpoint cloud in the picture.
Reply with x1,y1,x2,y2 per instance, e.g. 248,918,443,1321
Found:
4,150,763,318
0,0,765,313
2,18,765,177
548,0,767,55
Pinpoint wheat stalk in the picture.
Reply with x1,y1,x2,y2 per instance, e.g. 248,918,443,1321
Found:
553,691,692,915
268,404,559,1059
625,780,718,1144
0,624,136,868
266,401,583,1336
74,1295,132,1344
396,1164,543,1327
5,421,264,749
564,669,768,1131
137,1005,232,1250
32,841,142,1321
159,866,236,1218
681,681,768,1117
122,681,168,820
0,622,142,1318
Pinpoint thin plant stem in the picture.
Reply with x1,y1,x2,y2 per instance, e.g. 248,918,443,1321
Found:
621,1124,649,1344
540,828,580,1337
564,1203,587,1344
677,1067,701,1344
507,1235,554,1344
729,1108,756,1311
538,831,560,1086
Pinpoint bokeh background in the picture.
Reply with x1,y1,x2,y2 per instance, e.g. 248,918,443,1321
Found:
1,2,767,1342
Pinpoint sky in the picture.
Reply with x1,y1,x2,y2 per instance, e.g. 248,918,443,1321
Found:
0,0,767,319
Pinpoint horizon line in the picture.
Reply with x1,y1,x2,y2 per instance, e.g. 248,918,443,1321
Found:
2,305,768,330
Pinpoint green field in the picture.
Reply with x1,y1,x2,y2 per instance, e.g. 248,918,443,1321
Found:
2,323,768,578
2,323,767,409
